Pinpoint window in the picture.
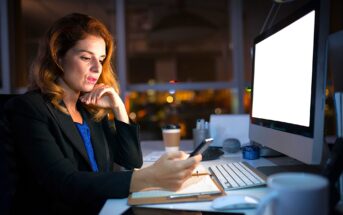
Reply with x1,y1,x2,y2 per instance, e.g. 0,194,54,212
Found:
16,0,335,140
125,0,245,139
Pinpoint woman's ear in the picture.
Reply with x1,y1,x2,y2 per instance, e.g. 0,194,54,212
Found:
56,58,64,72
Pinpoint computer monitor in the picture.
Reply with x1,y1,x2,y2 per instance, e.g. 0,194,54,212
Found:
249,0,329,165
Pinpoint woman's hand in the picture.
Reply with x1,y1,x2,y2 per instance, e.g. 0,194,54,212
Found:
80,84,129,123
130,151,202,192
149,151,202,190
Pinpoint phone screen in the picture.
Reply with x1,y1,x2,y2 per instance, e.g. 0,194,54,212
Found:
189,138,213,157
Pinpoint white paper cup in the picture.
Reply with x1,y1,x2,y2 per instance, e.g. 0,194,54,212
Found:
162,124,180,152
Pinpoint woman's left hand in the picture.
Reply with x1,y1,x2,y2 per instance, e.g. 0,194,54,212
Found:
80,84,129,123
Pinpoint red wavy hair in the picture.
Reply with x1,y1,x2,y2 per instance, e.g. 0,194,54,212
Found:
30,13,118,121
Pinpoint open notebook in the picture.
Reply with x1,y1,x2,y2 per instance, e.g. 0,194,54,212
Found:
128,165,225,205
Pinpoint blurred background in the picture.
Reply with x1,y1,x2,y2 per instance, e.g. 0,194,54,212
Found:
0,0,342,140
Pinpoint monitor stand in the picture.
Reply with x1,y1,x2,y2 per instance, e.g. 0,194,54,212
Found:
256,164,322,176
254,141,331,176
259,145,284,157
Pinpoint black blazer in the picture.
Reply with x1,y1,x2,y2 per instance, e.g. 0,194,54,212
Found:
4,91,143,214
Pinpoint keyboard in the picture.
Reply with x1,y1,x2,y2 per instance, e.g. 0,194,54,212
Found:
209,161,267,191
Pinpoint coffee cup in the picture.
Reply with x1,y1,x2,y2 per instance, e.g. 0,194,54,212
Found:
256,172,329,215
162,124,181,152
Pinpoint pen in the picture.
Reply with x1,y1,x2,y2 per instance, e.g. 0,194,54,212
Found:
192,171,209,177
168,193,216,199
168,193,201,199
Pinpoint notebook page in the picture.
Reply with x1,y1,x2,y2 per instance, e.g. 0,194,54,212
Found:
131,175,220,199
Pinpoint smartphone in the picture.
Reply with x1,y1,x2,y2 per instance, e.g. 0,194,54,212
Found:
189,137,213,157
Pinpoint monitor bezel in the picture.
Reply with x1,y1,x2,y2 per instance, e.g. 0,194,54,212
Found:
251,3,318,138
249,0,329,164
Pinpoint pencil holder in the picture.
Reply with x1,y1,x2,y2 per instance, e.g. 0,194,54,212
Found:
192,128,210,149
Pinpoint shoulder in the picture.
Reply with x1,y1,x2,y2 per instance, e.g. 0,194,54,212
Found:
4,91,49,119
6,90,46,108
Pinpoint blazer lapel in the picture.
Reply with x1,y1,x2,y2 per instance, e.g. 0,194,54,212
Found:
80,106,107,172
45,101,91,167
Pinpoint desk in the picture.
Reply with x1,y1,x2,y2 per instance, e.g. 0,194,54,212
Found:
99,140,301,215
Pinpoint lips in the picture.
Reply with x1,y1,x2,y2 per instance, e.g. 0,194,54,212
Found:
87,77,98,84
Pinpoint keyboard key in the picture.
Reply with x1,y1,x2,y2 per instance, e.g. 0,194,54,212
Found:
222,164,245,187
234,162,260,184
230,163,254,186
218,165,239,188
210,165,229,185
238,162,265,183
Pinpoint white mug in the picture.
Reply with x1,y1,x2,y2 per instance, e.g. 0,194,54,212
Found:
256,172,329,215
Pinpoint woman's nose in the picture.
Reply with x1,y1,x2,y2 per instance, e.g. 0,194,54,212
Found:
90,58,102,73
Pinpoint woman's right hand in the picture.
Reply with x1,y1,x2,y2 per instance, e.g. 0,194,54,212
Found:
130,151,202,192
150,151,202,190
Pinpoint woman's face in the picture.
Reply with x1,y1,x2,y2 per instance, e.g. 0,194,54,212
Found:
58,35,106,94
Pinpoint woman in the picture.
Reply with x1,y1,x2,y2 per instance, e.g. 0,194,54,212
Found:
4,13,201,214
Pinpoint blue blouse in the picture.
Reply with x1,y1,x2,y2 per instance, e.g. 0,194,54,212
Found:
75,121,99,172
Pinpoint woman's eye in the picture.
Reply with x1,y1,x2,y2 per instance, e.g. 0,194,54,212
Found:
81,56,91,61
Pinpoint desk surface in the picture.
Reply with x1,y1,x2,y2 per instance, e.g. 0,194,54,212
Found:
99,140,300,215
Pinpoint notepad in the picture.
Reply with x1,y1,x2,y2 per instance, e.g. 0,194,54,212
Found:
128,170,224,205
132,174,220,199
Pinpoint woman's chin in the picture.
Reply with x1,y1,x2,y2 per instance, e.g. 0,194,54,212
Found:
82,86,95,92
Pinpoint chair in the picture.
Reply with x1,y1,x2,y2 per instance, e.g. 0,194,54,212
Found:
0,95,18,215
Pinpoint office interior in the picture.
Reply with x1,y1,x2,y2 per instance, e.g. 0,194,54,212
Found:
0,0,343,213
1,0,343,214
0,0,341,140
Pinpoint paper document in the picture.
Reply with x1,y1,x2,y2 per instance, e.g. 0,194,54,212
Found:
131,174,220,199
210,114,250,147
143,151,165,162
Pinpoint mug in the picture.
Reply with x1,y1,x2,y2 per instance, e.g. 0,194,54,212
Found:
256,172,329,215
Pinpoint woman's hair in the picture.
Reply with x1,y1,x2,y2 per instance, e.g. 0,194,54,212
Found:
30,13,118,121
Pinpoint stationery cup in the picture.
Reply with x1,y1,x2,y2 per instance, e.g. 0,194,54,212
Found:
162,124,181,152
192,128,210,149
256,172,329,215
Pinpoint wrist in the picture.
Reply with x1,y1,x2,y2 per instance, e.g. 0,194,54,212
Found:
112,104,129,124
130,166,156,192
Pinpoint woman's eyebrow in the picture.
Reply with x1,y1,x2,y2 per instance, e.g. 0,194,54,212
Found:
75,48,106,58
